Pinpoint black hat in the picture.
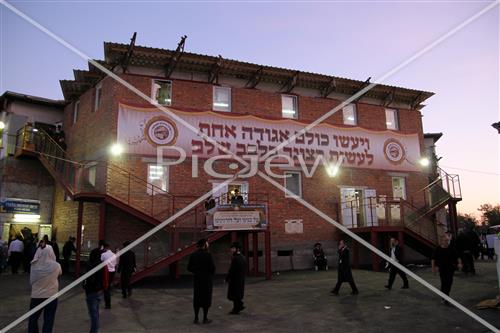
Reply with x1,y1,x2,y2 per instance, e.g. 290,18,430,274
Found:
197,238,207,248
230,242,241,250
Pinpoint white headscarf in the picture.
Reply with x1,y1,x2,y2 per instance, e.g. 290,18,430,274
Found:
30,245,59,285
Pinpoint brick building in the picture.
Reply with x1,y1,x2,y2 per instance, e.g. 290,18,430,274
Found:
0,91,65,242
14,39,462,280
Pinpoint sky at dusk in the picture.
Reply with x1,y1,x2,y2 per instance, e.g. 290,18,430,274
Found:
0,1,498,216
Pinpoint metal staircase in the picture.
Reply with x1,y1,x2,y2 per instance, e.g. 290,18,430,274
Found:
15,124,228,281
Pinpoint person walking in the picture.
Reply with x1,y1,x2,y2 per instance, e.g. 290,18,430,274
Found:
83,247,109,333
432,236,462,305
226,242,246,315
8,235,24,274
187,239,216,324
331,239,358,296
384,237,409,290
28,239,62,333
100,243,117,309
62,237,76,274
117,241,136,298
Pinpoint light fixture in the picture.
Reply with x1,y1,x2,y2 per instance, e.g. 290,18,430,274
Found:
110,143,124,156
419,157,430,167
13,214,41,223
0,121,5,130
326,163,340,177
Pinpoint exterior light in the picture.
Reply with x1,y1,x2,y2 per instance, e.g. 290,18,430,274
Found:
419,157,430,167
326,163,340,177
13,214,41,223
110,143,124,156
0,121,5,130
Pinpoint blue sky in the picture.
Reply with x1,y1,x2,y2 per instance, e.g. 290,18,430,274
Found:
1,1,498,215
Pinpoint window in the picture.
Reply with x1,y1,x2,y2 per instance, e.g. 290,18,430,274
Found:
385,108,399,130
392,177,407,200
152,80,172,105
213,86,231,112
88,165,97,187
342,104,357,125
94,83,102,112
73,101,79,124
147,164,169,195
282,95,298,119
284,171,302,197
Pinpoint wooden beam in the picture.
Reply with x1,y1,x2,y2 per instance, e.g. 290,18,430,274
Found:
382,88,396,107
280,71,299,93
120,32,137,73
320,77,336,98
208,55,223,83
245,66,263,89
165,35,187,78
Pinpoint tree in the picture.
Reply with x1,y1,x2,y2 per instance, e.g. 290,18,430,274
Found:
457,213,478,231
478,204,500,227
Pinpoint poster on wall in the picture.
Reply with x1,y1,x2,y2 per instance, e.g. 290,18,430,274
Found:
117,103,423,172
206,204,267,231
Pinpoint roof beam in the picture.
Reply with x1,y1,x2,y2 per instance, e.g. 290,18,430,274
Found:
280,71,299,93
208,55,223,84
245,67,263,89
320,77,336,98
165,35,187,78
382,88,396,107
120,32,137,73
410,92,424,109
352,77,372,103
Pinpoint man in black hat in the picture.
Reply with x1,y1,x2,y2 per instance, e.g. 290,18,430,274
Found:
117,240,136,298
331,239,358,296
187,239,216,324
226,242,247,314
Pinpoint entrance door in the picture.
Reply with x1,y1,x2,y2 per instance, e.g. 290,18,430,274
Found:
212,182,229,205
340,188,357,228
212,182,249,205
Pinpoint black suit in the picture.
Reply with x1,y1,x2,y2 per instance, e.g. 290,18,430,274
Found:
386,245,409,289
332,246,358,294
226,253,246,313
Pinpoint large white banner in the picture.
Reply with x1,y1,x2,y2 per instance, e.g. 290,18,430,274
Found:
117,104,423,172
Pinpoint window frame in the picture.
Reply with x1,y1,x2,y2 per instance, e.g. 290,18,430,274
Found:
284,171,302,198
281,94,299,119
73,101,79,125
147,164,169,195
151,79,173,106
342,103,358,126
94,82,102,112
212,86,232,112
385,108,399,130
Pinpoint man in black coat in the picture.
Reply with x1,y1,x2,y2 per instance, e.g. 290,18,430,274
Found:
432,236,462,305
117,241,136,298
331,239,358,295
226,242,247,314
187,239,216,324
384,237,409,290
62,236,76,274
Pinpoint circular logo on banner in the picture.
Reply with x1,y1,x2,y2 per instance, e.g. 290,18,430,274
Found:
144,116,178,147
383,138,406,165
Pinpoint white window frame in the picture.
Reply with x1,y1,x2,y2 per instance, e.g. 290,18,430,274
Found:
385,108,399,130
94,82,102,112
151,79,172,106
342,103,357,126
391,176,407,200
284,171,302,198
281,95,298,119
73,101,79,125
147,164,169,195
213,86,231,112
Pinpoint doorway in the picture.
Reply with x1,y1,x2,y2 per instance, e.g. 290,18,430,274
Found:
211,181,249,205
340,188,378,228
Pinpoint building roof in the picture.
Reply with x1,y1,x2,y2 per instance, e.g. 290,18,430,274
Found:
60,41,435,109
492,122,500,133
0,91,67,110
424,132,443,142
